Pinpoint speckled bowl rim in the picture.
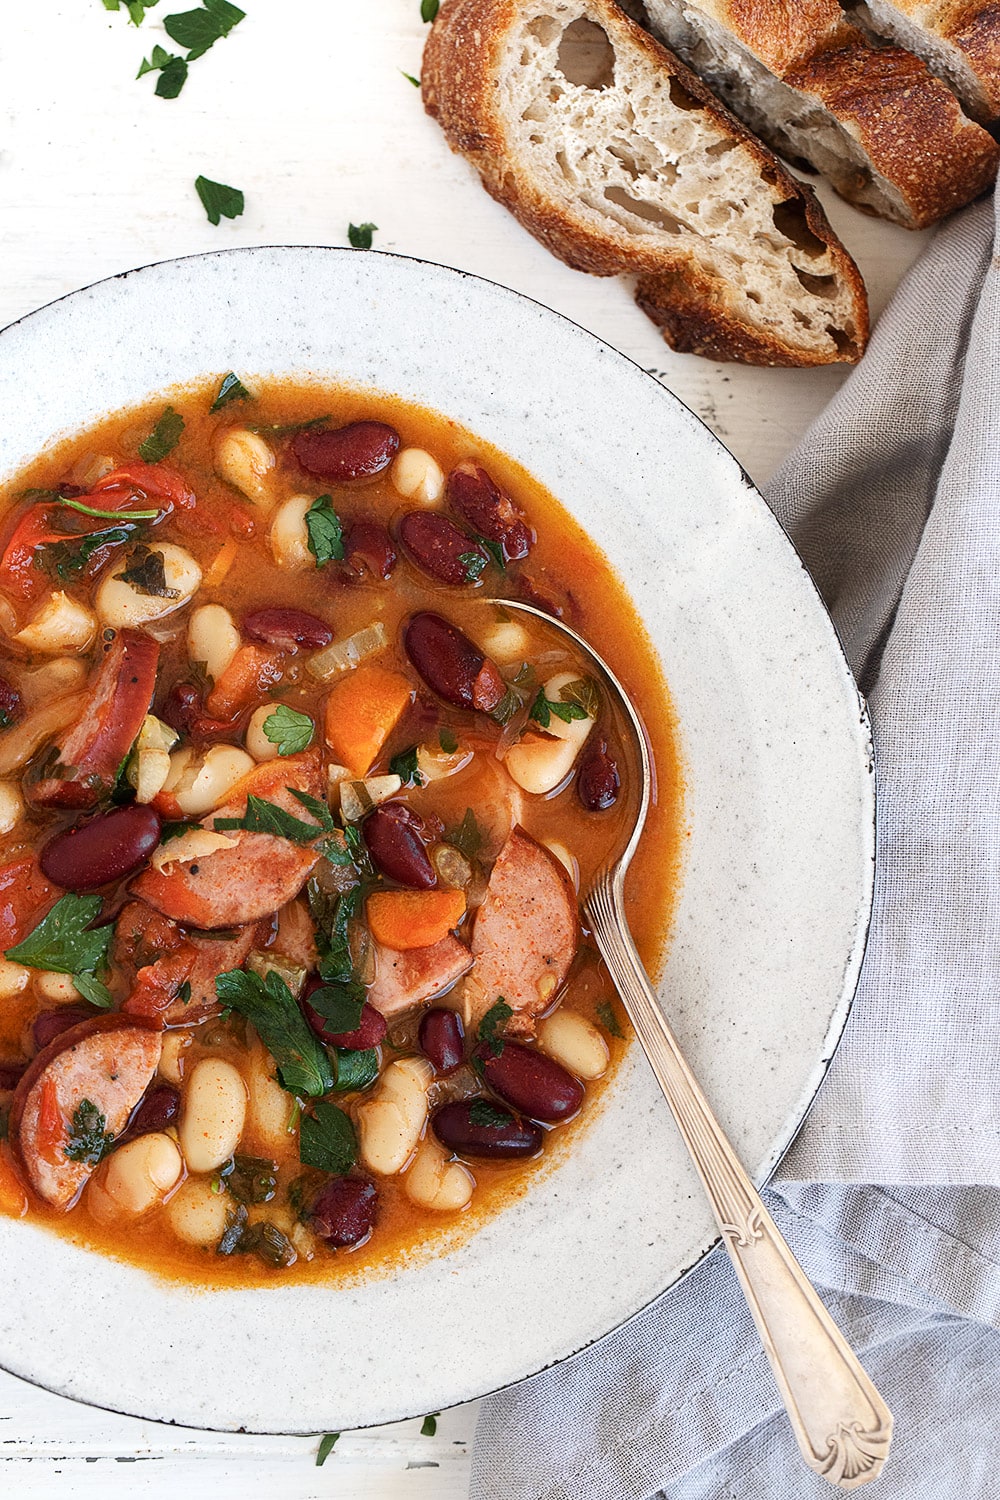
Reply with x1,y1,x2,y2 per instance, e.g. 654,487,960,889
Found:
0,247,874,1435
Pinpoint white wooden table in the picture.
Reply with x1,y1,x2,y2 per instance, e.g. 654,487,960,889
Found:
0,2,928,1493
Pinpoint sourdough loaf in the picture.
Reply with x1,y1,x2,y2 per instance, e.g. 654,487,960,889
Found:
850,0,1000,124
422,0,869,365
640,0,998,228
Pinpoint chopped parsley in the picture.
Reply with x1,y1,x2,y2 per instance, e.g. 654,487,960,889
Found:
448,808,483,860
389,744,423,787
300,1099,358,1174
468,1098,511,1128
306,980,365,1036
138,406,184,462
195,175,245,226
210,371,253,411
216,967,335,1096
263,705,315,757
420,0,439,20
401,70,421,87
305,495,344,566
164,0,244,60
560,677,600,718
63,1100,114,1166
316,1434,340,1466
529,688,588,730
347,222,377,250
114,545,180,598
217,1204,296,1266
42,524,139,582
137,45,188,97
214,792,326,844
218,1153,278,1205
457,550,488,583
58,495,160,522
6,894,114,980
332,1048,379,1094
420,1414,439,1437
104,0,159,23
596,1000,624,1039
477,997,513,1058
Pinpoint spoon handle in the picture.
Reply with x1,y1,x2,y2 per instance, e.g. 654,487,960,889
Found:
585,876,892,1491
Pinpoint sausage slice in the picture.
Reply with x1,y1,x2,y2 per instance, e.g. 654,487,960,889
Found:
9,1014,161,1209
468,826,579,1037
26,629,159,810
368,934,473,1018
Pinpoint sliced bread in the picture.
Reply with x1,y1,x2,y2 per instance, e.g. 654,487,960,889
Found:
422,0,869,365
639,0,998,229
849,0,1000,125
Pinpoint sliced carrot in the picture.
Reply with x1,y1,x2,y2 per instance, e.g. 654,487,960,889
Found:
205,644,283,720
367,889,467,952
0,1149,28,1218
220,750,323,813
203,537,238,588
324,665,413,778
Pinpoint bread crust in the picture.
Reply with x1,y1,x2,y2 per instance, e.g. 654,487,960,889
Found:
668,0,998,228
949,0,1000,115
422,0,869,365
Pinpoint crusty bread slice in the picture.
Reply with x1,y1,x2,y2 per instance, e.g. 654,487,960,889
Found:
849,0,1000,125
422,0,869,365
640,0,998,228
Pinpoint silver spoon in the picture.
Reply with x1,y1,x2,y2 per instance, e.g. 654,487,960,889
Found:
498,598,892,1491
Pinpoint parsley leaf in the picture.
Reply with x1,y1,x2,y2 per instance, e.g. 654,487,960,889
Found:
137,45,188,97
333,1047,379,1093
6,894,113,977
214,793,324,844
40,523,140,582
263,705,315,757
389,744,423,787
300,1099,358,1174
596,1000,624,1039
306,981,365,1036
63,1100,114,1165
164,0,245,60
560,677,600,718
448,808,482,860
420,1414,439,1437
457,550,488,582
529,688,588,730
216,967,335,1096
316,1434,340,1466
289,787,336,832
420,0,439,20
305,495,344,566
468,1098,511,1128
138,406,184,462
211,371,252,411
73,973,114,1010
195,175,245,226
58,496,160,522
106,0,159,22
114,545,180,598
477,997,512,1058
348,222,377,250
218,1153,278,1205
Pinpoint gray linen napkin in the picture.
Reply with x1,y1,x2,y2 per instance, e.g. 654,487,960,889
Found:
471,194,1000,1498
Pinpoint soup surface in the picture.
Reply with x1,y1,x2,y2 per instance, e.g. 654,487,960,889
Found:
0,379,682,1284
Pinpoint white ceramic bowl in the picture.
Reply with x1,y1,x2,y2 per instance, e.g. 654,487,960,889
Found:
0,249,873,1433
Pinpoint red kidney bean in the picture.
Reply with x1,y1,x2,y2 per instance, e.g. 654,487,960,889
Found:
118,1083,180,1145
159,682,234,742
432,1100,543,1159
516,575,564,619
577,737,620,812
0,675,22,730
404,612,506,713
397,512,487,586
291,422,400,483
447,462,532,563
39,804,162,892
302,983,388,1050
243,608,332,652
363,804,436,889
476,1042,583,1122
32,1005,99,1053
311,1175,378,1247
343,521,397,581
418,1008,465,1074
0,1059,28,1091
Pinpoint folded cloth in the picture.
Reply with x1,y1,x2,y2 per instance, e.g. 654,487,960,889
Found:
471,193,1000,1498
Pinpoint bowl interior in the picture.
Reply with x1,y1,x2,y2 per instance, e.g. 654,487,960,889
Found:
0,249,873,1433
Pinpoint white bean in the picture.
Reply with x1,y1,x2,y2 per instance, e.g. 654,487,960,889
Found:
34,971,80,1004
170,744,256,816
269,495,313,570
404,1137,474,1212
158,1029,194,1086
0,959,30,1001
543,839,579,889
245,703,283,762
243,1033,296,1155
391,447,444,504
357,1056,432,1176
215,428,276,507
179,1057,247,1174
16,592,96,654
188,604,241,683
166,1176,231,1246
95,543,201,629
415,742,473,783
17,658,87,707
0,781,24,834
479,619,531,662
0,692,88,778
102,1132,183,1216
505,672,594,796
536,1009,609,1080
